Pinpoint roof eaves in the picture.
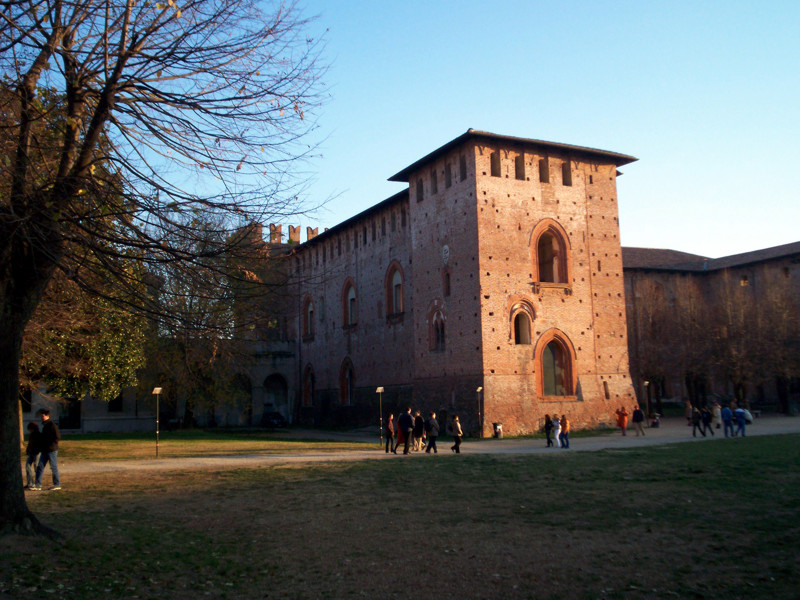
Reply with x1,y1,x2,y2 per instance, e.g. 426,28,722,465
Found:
389,129,638,182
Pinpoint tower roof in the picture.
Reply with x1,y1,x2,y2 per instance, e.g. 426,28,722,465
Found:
389,129,637,182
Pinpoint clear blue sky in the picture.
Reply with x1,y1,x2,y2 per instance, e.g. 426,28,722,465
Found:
296,0,799,258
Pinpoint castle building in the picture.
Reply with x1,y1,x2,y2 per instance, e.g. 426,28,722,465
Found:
23,130,640,433
27,131,798,433
623,241,800,414
267,129,638,435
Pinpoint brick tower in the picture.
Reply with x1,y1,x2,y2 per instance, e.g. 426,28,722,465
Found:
390,130,637,435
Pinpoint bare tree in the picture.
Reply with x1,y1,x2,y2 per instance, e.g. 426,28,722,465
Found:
665,276,713,405
751,268,800,413
709,271,758,405
0,0,324,535
626,276,671,415
137,222,293,426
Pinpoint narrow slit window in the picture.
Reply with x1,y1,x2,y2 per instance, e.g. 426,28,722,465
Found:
490,152,501,177
539,157,549,183
562,161,572,186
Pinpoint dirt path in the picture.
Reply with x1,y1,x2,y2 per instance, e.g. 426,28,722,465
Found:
51,415,800,476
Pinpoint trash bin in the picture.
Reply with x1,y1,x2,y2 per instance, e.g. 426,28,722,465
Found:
492,422,503,438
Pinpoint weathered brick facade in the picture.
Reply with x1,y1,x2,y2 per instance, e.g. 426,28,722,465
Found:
624,242,800,414
259,130,638,435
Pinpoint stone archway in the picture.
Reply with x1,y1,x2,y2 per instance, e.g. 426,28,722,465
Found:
263,374,289,420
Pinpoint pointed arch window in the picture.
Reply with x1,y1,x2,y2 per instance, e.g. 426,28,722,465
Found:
385,263,405,317
302,295,314,339
342,280,358,327
430,311,446,352
531,220,571,285
537,332,575,397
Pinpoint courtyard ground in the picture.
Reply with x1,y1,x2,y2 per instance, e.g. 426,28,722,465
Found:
2,416,798,600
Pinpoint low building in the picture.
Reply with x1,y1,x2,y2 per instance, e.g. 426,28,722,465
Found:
624,242,800,413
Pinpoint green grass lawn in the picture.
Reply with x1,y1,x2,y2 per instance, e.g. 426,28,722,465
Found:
3,434,799,599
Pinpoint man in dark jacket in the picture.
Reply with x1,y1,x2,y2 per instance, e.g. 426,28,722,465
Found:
424,412,440,454
33,409,61,491
397,407,414,455
631,404,645,437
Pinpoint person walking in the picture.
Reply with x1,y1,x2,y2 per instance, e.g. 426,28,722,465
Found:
450,415,463,454
721,404,734,438
424,412,439,454
631,405,645,437
734,406,747,437
691,407,705,437
413,410,425,451
543,414,554,447
385,414,396,453
398,407,414,454
615,406,629,436
24,422,41,490
712,402,722,430
552,415,562,448
33,408,61,491
701,407,715,437
560,415,570,449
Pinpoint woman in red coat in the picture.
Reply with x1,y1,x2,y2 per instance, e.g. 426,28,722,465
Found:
615,406,629,436
395,424,405,454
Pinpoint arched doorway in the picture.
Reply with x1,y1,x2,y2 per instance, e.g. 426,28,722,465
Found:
229,373,253,425
263,374,289,420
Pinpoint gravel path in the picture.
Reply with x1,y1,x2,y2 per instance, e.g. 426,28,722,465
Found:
53,415,800,476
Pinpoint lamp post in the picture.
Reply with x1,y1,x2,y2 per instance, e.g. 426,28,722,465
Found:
643,380,651,423
376,387,384,447
476,386,483,438
152,387,162,457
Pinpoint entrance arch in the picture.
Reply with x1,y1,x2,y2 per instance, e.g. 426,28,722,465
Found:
263,374,289,417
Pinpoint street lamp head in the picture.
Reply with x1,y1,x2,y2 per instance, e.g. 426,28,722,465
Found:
375,386,384,393
476,387,483,393
152,387,162,395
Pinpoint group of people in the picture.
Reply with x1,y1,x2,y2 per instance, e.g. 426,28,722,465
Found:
24,408,61,491
384,408,462,454
542,414,570,448
611,400,752,439
686,400,749,438
614,405,646,437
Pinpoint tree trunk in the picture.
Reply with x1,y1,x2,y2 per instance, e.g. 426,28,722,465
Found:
0,229,62,537
0,324,60,538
